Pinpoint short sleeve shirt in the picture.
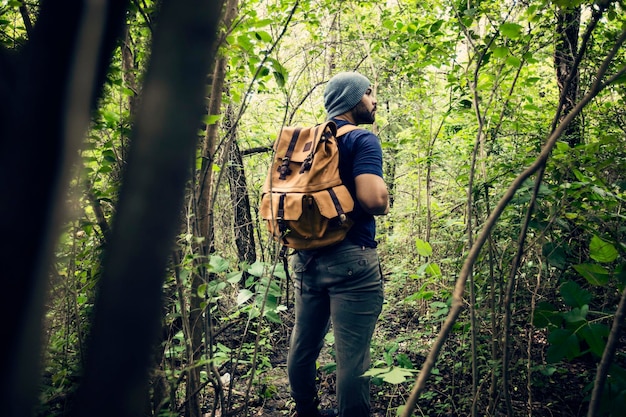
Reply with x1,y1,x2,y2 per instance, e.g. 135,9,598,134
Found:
334,118,384,248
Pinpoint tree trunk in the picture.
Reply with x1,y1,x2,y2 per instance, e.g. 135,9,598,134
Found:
0,1,129,415
72,0,226,416
119,21,140,174
185,0,238,415
554,6,581,147
225,104,257,272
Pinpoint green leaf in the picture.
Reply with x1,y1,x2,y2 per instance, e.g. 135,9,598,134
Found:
264,310,282,324
237,289,253,305
533,302,562,328
542,242,568,270
208,255,230,273
578,323,609,357
563,305,588,324
197,283,207,297
364,366,390,377
396,353,414,369
547,328,579,363
258,66,270,77
226,271,243,284
273,71,286,87
560,280,592,308
539,365,557,376
505,56,522,67
273,264,286,280
492,46,509,58
247,306,261,319
612,70,626,85
415,238,433,257
589,235,618,263
205,114,221,125
383,350,393,366
378,367,414,384
425,262,442,277
573,263,610,286
430,20,443,33
206,280,226,297
254,30,272,43
500,22,523,39
269,58,288,87
320,362,337,373
382,19,395,30
247,261,265,278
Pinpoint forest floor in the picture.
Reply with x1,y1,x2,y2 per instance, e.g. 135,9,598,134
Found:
215,301,598,417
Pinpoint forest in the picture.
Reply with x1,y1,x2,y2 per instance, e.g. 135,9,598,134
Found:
0,0,625,416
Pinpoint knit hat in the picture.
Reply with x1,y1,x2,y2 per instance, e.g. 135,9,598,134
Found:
324,71,371,119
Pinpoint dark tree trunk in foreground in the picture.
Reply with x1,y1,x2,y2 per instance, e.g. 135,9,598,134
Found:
0,0,226,416
73,0,226,416
0,1,129,415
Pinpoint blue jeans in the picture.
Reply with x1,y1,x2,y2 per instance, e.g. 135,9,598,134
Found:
287,240,384,417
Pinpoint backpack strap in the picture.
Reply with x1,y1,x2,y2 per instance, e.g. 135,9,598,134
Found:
327,188,348,224
277,193,289,244
336,124,363,137
278,128,302,180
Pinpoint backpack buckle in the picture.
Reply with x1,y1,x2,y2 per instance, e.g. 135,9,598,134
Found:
277,158,292,179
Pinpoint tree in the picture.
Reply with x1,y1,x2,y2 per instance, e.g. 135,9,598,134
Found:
0,1,129,414
0,0,226,415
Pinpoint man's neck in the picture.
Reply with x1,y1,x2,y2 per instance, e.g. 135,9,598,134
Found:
334,114,357,125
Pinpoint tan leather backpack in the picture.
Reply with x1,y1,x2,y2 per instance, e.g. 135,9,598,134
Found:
260,121,360,250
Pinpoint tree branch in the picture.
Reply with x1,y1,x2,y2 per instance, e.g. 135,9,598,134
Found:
587,283,626,416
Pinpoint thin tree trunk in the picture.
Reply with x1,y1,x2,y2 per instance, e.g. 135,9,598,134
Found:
587,284,626,417
485,188,499,415
119,21,140,171
185,1,237,414
503,166,546,417
225,105,257,269
554,6,581,147
425,115,446,242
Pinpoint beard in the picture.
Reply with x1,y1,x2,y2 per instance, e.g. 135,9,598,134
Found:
352,101,376,124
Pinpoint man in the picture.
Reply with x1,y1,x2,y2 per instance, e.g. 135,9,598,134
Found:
287,71,389,417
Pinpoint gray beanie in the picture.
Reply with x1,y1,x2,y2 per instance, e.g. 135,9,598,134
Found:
324,71,371,119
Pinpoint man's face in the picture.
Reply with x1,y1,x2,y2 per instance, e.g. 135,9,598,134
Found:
352,87,377,124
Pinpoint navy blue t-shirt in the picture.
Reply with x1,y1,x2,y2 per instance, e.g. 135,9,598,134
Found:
333,118,384,248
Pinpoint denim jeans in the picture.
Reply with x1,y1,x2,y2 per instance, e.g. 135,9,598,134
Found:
287,240,384,417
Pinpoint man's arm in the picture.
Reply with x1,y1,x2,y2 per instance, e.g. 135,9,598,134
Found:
355,173,389,215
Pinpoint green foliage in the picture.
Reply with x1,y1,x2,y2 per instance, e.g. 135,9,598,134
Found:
241,261,287,324
366,342,418,385
533,278,611,363
585,364,626,417
30,0,626,414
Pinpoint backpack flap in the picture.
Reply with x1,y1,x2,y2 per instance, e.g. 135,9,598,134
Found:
267,122,341,194
275,121,337,163
259,185,354,248
312,185,354,220
260,192,304,223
